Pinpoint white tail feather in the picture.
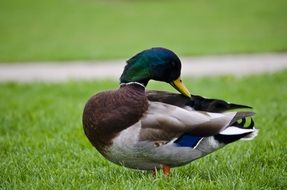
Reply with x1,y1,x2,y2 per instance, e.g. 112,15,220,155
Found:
240,129,259,141
219,126,255,135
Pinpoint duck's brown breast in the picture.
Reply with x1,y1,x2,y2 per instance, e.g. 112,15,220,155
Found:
82,84,148,154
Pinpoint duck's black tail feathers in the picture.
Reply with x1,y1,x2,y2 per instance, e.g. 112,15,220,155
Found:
147,91,252,113
187,95,252,113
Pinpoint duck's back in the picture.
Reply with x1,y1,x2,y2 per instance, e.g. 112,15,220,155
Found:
82,84,148,155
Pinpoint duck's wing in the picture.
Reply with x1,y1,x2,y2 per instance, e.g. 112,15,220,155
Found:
139,101,255,141
146,90,251,113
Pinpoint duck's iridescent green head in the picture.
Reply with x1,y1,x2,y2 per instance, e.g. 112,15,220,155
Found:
120,47,191,97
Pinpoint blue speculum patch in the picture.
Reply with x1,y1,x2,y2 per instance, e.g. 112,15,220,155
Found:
174,134,203,148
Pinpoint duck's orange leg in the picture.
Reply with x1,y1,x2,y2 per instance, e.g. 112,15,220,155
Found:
163,165,171,176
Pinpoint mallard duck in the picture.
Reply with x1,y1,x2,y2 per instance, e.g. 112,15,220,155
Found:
83,47,258,175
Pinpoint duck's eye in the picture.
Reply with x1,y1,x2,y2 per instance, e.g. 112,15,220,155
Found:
170,61,176,67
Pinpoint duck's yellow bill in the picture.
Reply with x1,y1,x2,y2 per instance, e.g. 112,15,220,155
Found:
170,77,191,98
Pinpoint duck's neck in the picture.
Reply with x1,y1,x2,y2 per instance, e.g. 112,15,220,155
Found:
120,81,146,89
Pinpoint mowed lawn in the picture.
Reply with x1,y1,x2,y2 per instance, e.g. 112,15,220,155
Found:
1,0,287,62
0,71,286,189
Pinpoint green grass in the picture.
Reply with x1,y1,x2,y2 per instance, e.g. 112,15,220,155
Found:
0,71,286,189
1,0,287,62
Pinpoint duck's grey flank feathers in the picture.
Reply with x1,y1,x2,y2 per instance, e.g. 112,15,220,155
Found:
139,101,252,139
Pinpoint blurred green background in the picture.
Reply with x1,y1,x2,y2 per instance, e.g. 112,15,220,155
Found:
1,0,287,62
1,1,287,189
